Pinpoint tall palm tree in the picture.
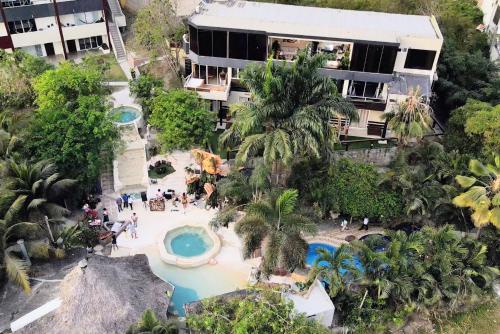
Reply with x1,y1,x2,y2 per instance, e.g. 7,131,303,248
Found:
383,86,433,145
235,189,317,276
308,244,360,297
0,218,41,293
220,53,357,184
1,159,77,223
453,156,500,234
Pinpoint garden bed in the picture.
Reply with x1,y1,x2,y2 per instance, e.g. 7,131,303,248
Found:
148,160,175,179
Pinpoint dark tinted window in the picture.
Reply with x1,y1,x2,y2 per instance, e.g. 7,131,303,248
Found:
404,49,436,70
212,30,227,58
189,25,198,54
379,46,398,74
364,44,383,73
198,29,212,56
364,82,379,98
229,32,247,59
336,79,344,94
350,43,368,71
247,33,267,61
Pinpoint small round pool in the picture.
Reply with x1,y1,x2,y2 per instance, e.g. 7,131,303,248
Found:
166,227,214,258
159,225,221,268
109,106,142,125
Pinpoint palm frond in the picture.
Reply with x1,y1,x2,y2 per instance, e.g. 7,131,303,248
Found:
4,252,31,294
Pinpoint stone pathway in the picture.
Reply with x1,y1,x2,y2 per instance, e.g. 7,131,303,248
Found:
305,222,385,246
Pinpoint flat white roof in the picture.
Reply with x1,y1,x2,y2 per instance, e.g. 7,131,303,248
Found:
189,1,442,44
285,280,334,318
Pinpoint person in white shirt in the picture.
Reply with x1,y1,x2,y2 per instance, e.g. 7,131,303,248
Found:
359,217,369,231
341,219,348,231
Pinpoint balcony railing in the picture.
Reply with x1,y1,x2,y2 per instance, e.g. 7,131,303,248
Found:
184,73,231,101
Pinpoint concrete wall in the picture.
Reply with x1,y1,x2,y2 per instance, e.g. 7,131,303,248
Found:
331,146,398,167
122,0,149,13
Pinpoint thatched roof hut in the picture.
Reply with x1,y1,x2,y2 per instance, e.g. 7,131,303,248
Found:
18,255,174,334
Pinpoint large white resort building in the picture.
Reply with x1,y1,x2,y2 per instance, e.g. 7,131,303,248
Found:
183,1,444,139
0,0,126,61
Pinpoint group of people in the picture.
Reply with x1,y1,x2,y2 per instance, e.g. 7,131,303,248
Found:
154,188,189,214
111,212,140,251
339,217,370,231
115,193,135,212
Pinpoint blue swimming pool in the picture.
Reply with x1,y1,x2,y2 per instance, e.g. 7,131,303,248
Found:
306,243,363,272
164,226,214,258
110,106,141,124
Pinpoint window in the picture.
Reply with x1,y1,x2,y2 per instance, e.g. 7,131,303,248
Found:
198,29,212,56
348,81,384,100
212,30,227,58
189,25,198,54
78,36,103,50
350,43,397,73
404,49,436,70
229,32,247,59
247,33,267,61
8,19,37,34
2,0,32,7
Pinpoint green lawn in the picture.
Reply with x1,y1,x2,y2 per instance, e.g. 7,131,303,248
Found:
334,136,397,151
436,302,500,334
102,54,128,81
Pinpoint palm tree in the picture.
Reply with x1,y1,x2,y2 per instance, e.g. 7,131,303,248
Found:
220,53,357,184
383,86,433,145
308,244,360,297
452,156,500,234
0,218,41,293
235,189,317,276
126,309,178,334
1,159,77,224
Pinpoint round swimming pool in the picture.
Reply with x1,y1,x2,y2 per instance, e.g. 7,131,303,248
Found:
109,106,142,125
166,226,214,258
159,224,221,268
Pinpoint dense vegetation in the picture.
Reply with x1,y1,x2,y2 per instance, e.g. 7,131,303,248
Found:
186,288,331,334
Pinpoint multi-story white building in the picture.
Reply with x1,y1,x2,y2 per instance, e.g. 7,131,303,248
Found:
478,0,500,61
184,1,443,138
0,0,126,60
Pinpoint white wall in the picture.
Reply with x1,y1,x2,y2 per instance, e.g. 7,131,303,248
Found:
62,22,107,41
34,16,57,32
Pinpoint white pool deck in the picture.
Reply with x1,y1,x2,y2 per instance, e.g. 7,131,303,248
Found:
108,150,256,285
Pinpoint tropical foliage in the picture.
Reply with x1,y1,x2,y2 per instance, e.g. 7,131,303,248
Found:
235,189,316,275
220,53,357,182
453,157,500,231
149,89,214,151
382,87,432,145
126,309,178,334
186,288,330,334
25,62,120,188
311,226,499,332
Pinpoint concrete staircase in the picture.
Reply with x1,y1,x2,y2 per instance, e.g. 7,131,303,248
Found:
109,22,127,61
107,0,126,27
100,162,119,220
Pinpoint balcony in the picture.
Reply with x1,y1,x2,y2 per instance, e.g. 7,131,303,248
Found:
184,73,231,101
62,21,106,40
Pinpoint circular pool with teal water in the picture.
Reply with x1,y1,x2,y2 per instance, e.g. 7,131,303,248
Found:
109,105,142,126
159,225,221,268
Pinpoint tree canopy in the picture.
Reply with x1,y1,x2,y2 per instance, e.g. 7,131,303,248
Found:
149,89,214,151
25,62,119,188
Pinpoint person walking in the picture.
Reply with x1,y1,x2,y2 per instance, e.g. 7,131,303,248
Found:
111,232,118,250
129,222,137,239
359,217,369,231
115,197,123,212
122,193,129,209
103,208,109,223
128,195,134,210
141,191,148,209
181,193,188,214
341,218,348,231
131,212,138,228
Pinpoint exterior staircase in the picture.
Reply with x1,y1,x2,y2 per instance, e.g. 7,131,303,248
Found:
108,22,127,61
100,162,119,220
107,0,126,27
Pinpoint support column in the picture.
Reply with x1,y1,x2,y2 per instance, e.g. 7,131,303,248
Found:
52,0,67,59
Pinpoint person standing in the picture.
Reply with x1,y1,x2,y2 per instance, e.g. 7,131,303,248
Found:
129,222,137,239
111,232,118,250
359,217,369,231
103,208,109,223
141,191,148,209
122,193,129,209
131,212,138,228
128,196,134,210
115,197,123,212
181,193,188,214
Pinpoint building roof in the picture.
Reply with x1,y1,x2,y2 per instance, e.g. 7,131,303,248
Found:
189,1,442,44
284,280,335,319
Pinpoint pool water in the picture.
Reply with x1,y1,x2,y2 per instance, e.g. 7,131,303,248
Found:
145,247,248,317
164,226,214,257
306,243,363,273
110,106,140,123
